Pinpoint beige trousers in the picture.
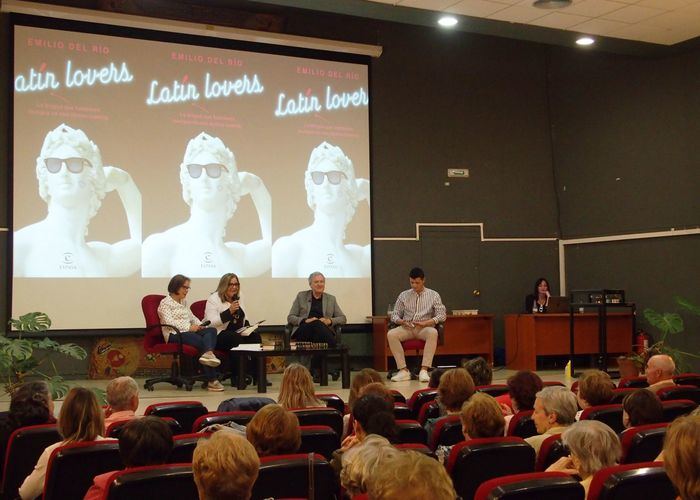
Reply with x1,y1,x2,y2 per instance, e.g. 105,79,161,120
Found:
387,324,438,370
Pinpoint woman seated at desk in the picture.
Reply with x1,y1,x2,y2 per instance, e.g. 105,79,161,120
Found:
525,278,551,313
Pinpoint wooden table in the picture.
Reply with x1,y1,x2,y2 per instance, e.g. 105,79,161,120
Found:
370,315,494,371
504,312,633,371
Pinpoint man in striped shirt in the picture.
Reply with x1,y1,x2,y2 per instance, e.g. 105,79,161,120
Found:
389,267,447,383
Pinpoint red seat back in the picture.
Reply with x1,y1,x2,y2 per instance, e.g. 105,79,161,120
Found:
673,373,700,388
447,437,536,500
407,388,438,417
507,410,537,439
390,389,407,404
417,400,440,426
315,393,345,414
189,300,206,321
620,423,668,464
169,433,210,463
475,471,584,500
144,401,208,436
1,424,61,499
656,384,700,404
252,453,335,500
43,440,122,500
610,388,637,404
291,408,343,437
618,376,649,389
395,419,428,445
102,463,198,499
191,411,256,432
535,434,568,472
660,399,697,422
142,295,167,350
588,462,675,500
298,425,339,459
477,384,510,397
431,414,463,450
580,404,625,434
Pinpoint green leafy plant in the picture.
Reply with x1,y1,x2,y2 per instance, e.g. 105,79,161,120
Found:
637,296,700,373
0,312,87,399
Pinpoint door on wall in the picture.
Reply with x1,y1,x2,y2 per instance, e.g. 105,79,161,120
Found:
420,226,481,313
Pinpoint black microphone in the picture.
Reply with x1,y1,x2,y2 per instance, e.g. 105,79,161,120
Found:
232,294,240,301
200,320,211,327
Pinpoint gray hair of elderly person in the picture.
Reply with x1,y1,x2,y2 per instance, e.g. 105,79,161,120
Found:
340,434,400,497
308,271,325,285
562,420,621,478
535,386,579,426
106,376,139,411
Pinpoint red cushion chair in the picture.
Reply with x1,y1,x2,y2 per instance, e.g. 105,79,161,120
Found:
430,414,463,450
534,434,568,472
191,410,256,432
407,388,438,419
144,401,208,436
107,416,183,438
447,437,536,500
0,424,61,500
475,471,584,500
100,463,198,499
507,410,537,439
580,404,625,434
142,294,211,391
396,419,428,445
291,407,343,437
390,389,407,404
673,373,700,388
251,453,335,500
610,387,637,404
394,442,433,456
656,384,700,404
660,399,697,422
43,440,122,500
620,423,667,464
315,393,345,414
588,462,675,500
417,400,440,426
542,381,566,388
477,384,510,397
393,402,412,420
169,432,209,463
618,376,649,389
298,425,340,459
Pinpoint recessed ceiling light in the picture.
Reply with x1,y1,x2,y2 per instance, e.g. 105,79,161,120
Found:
438,16,458,28
576,36,595,46
533,0,573,8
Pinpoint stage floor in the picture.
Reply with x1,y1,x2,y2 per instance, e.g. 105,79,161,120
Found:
0,369,576,413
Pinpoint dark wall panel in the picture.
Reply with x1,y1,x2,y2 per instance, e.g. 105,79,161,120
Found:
565,235,700,371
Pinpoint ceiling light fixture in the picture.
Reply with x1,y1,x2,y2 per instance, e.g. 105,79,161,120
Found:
576,36,595,46
533,0,573,8
438,16,458,28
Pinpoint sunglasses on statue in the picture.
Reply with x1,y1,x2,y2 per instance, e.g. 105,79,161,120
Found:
310,170,346,185
44,157,92,174
187,163,228,179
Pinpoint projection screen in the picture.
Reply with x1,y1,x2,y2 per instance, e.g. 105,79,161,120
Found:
12,23,371,329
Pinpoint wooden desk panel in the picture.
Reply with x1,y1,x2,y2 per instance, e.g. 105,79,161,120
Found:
504,313,633,371
371,315,494,371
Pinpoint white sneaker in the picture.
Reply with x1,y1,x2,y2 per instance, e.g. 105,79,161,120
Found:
391,369,411,382
199,353,221,367
207,380,225,392
419,369,430,383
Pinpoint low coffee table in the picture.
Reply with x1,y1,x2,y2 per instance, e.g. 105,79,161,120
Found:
231,345,350,393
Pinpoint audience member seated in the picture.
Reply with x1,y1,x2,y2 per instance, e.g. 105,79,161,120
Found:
546,420,622,497
576,370,614,419
277,363,324,410
0,381,55,468
19,387,105,500
245,404,301,457
646,354,677,392
104,376,139,426
426,368,475,448
497,370,544,432
193,431,260,500
464,356,493,387
367,449,457,500
435,392,506,465
344,368,383,438
526,386,578,456
158,274,224,392
358,382,395,406
331,394,397,477
429,368,446,389
622,389,664,429
662,414,700,500
84,416,173,500
340,434,399,498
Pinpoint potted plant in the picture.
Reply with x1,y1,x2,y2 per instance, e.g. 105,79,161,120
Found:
635,296,700,373
0,312,87,398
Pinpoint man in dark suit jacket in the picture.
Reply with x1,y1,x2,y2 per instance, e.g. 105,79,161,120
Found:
287,271,346,346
